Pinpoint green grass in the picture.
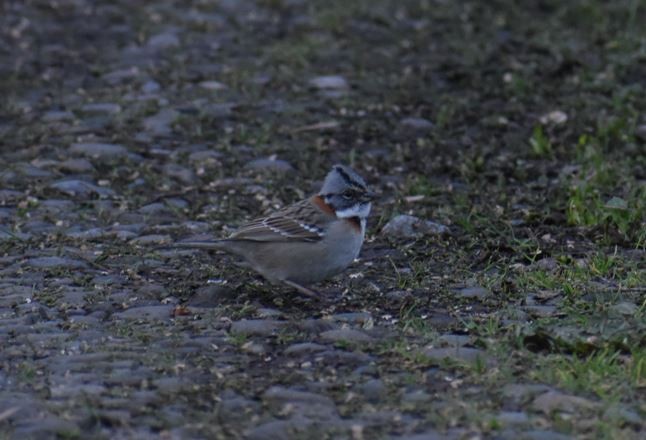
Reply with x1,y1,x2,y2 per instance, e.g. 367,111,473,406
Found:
565,131,644,244
533,347,645,402
529,125,553,158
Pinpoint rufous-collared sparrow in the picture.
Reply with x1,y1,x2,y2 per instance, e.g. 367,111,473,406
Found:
170,164,375,297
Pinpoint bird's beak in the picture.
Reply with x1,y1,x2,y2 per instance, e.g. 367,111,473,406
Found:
362,190,377,202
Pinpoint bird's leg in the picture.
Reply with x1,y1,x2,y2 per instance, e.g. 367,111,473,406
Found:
282,279,320,298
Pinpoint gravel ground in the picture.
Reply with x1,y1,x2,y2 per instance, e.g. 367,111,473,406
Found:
1,1,644,439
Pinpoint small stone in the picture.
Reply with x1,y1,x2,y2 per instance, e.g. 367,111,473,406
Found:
284,343,327,356
241,341,266,355
143,109,179,137
610,301,638,316
423,347,489,364
50,179,114,198
13,416,79,437
495,411,530,426
531,390,598,414
218,392,261,421
50,383,107,398
246,157,294,173
308,75,348,90
437,334,471,347
69,142,128,158
147,32,180,50
382,215,449,238
635,124,646,142
402,390,431,404
163,163,196,184
360,379,386,402
501,384,552,404
328,312,373,326
188,150,222,163
531,257,559,272
187,285,236,307
400,117,434,133
40,199,76,213
25,256,87,269
43,110,74,122
455,286,489,299
320,328,374,344
263,386,335,407
245,419,313,440
524,305,558,317
523,430,572,440
0,190,23,203
230,319,285,336
141,80,161,93
59,158,95,173
15,163,52,178
199,80,227,90
539,110,568,125
65,227,105,239
80,103,122,115
103,66,139,85
115,305,174,320
129,234,172,245
603,405,642,426
138,203,168,215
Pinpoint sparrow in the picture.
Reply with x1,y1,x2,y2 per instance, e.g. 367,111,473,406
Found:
169,164,375,297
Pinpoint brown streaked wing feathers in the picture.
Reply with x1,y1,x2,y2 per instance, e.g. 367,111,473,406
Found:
226,198,332,243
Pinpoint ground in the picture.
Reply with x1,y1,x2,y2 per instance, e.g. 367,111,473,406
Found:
0,0,644,439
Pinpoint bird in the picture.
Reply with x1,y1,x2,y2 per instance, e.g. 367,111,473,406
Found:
168,164,375,297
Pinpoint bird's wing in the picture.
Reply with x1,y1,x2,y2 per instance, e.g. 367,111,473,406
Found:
226,198,332,243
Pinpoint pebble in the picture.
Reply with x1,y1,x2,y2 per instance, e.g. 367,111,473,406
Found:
199,80,227,90
522,430,572,440
423,347,489,364
263,386,335,407
141,80,161,93
0,189,24,203
25,256,88,269
455,286,489,299
80,103,122,115
636,124,646,142
437,333,471,347
43,110,75,122
320,328,374,344
532,390,598,414
230,319,285,336
147,32,180,50
59,158,95,173
114,305,174,320
102,66,139,85
162,163,196,184
187,285,236,307
501,384,552,404
284,342,328,356
495,411,530,426
246,157,294,173
142,108,179,137
360,379,386,402
399,117,434,133
69,142,129,158
308,75,349,90
245,419,313,440
382,215,449,238
49,179,115,198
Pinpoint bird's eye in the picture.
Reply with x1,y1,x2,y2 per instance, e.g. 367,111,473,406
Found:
342,191,353,200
